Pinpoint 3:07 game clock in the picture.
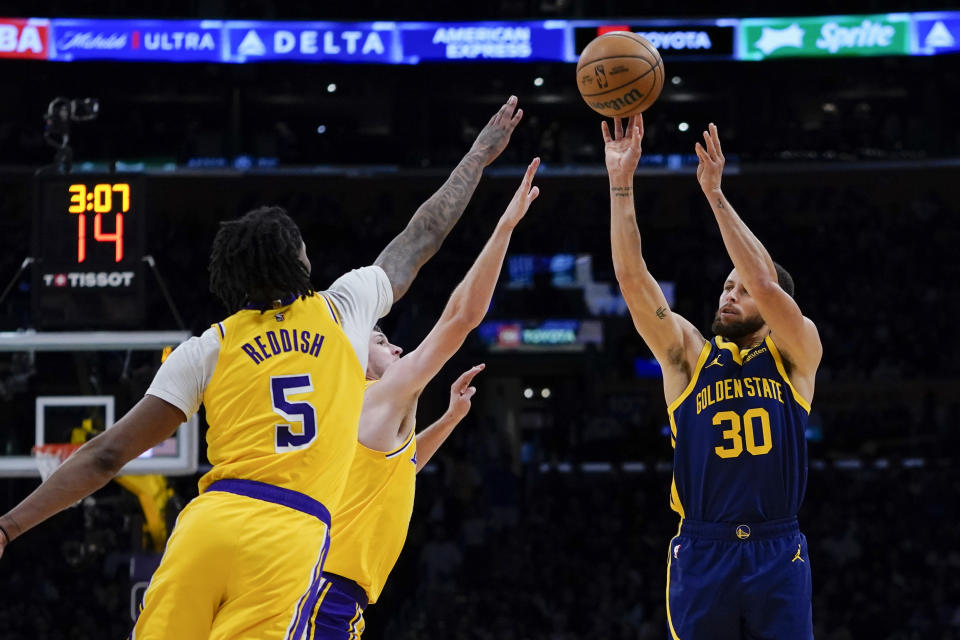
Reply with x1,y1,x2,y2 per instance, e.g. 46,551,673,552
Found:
31,175,147,329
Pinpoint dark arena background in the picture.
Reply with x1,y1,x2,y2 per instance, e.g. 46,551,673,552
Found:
1,1,959,638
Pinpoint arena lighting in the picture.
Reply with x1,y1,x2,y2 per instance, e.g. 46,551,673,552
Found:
533,76,544,86
671,75,683,85
523,388,534,399
678,122,690,131
541,388,551,398
326,83,337,92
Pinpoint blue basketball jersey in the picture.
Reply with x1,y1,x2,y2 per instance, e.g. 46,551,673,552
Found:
668,335,811,522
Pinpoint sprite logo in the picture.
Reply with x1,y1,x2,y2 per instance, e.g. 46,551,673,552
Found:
741,14,909,59
816,19,897,53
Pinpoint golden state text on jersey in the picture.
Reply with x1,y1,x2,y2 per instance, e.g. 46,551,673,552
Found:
667,336,812,522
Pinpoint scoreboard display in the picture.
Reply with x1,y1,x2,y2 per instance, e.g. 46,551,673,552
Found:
32,175,146,328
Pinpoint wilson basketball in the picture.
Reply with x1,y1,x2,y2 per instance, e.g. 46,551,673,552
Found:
576,32,664,117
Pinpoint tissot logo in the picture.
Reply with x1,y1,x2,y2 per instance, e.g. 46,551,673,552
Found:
43,272,135,288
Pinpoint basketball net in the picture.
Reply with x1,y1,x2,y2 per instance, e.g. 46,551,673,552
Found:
32,443,82,483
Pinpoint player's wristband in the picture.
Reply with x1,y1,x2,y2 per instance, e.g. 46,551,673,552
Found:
0,522,10,544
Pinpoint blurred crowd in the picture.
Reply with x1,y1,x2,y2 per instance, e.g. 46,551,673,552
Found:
2,463,959,638
374,462,960,639
1,47,958,169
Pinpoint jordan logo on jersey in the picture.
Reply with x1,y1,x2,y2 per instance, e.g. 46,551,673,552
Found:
705,354,724,369
410,451,417,466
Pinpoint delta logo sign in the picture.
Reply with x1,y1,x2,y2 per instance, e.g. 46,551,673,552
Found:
224,22,394,63
0,18,50,59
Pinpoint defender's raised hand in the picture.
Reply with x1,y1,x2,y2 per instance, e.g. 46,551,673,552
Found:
470,95,524,166
500,157,541,228
374,96,526,302
602,114,644,179
445,364,485,423
694,122,725,195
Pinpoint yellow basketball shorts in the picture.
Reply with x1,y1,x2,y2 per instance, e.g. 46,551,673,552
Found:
132,479,332,640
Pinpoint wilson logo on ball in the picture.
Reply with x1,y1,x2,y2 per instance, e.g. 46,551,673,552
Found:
588,88,645,114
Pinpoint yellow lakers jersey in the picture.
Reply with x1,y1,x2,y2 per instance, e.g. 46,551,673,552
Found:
199,293,365,514
322,430,417,604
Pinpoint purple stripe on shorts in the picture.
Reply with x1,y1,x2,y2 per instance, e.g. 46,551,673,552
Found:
205,479,331,528
290,534,331,639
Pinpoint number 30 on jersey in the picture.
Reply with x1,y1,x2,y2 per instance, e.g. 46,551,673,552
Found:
713,408,772,458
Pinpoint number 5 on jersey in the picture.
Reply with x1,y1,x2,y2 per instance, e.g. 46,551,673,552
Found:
272,374,318,452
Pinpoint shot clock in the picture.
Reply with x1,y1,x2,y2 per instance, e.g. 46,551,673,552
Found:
32,175,146,328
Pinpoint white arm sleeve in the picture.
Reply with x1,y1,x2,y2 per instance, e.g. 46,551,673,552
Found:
145,327,221,419
323,265,394,371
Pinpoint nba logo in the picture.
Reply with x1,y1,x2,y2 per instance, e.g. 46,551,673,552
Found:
595,64,609,89
274,312,285,322
674,544,681,559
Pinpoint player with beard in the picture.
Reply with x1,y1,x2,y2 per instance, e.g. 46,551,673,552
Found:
604,115,821,640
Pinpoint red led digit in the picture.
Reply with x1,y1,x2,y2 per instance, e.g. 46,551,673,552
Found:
94,212,124,262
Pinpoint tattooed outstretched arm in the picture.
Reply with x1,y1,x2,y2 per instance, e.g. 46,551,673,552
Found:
374,95,523,302
603,115,705,401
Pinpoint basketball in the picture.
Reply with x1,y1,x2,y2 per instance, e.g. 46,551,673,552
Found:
576,32,664,117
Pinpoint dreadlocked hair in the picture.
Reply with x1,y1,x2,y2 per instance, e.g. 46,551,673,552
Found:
209,206,314,313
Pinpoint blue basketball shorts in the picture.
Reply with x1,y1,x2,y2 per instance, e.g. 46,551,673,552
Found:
666,517,813,640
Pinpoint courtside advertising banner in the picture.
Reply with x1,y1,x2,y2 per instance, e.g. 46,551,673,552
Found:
223,21,397,63
738,13,912,60
0,17,49,59
398,21,567,62
912,13,960,55
49,19,222,62
1,14,959,64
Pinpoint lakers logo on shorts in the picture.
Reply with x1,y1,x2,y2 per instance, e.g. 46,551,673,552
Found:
736,524,751,540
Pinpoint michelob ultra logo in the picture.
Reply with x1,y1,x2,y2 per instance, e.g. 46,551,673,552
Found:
739,14,910,59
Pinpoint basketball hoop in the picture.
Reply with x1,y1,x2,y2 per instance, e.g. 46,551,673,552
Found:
32,443,82,482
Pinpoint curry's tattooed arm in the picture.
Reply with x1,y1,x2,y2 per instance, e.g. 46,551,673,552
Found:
603,113,705,382
374,96,524,302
